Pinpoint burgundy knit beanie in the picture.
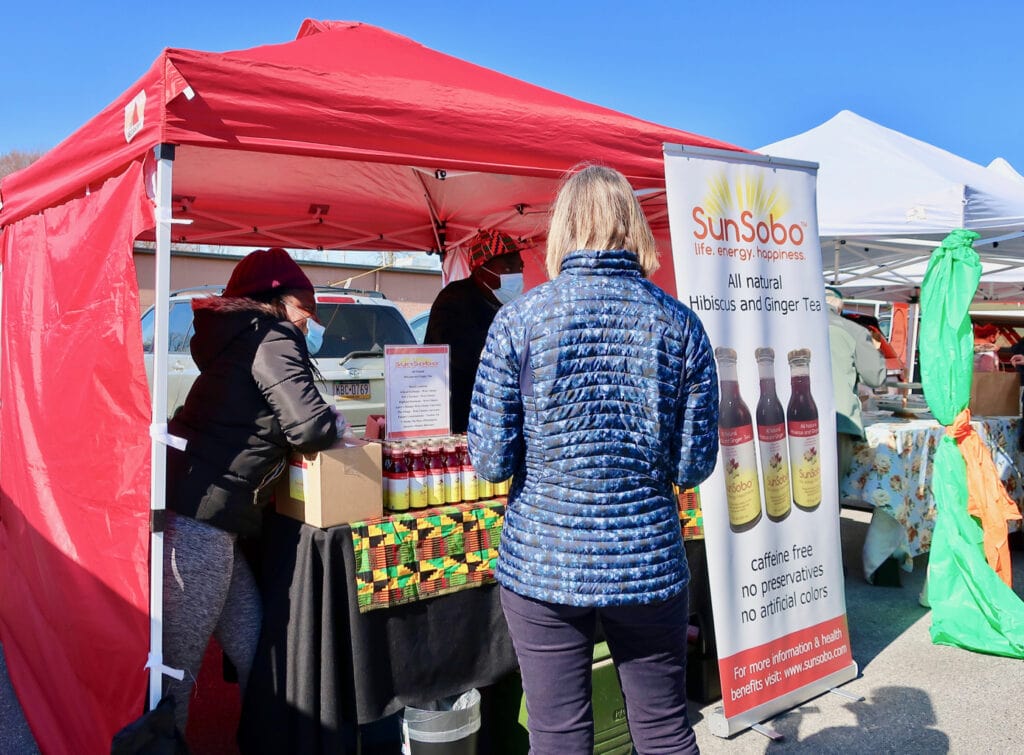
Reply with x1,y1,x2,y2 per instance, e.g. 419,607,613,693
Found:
223,247,314,298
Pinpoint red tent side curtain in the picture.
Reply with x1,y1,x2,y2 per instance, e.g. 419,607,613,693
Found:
0,160,154,753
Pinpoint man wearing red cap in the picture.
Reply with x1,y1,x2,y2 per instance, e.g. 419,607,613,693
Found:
425,230,524,433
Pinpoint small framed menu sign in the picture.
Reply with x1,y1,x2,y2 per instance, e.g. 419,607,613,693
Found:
383,345,451,440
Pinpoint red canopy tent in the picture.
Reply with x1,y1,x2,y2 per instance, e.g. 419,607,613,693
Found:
0,19,743,751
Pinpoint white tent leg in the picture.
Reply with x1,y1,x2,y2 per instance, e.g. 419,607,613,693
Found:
147,144,185,709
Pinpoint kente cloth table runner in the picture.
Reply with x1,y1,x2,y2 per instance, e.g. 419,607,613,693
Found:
352,500,506,612
679,488,704,540
351,489,705,613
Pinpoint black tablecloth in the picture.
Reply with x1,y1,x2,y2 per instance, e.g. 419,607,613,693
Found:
238,513,517,754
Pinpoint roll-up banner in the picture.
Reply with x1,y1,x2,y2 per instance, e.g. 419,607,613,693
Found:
664,144,857,737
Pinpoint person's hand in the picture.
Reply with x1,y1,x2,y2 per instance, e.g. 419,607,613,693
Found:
331,406,349,435
1010,354,1024,367
331,407,367,447
338,424,367,448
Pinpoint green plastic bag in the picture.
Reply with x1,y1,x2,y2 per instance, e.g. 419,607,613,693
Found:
928,437,1024,656
918,229,980,426
919,229,1024,658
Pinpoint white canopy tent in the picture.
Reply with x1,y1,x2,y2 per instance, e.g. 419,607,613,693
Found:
989,157,1024,184
759,110,1024,301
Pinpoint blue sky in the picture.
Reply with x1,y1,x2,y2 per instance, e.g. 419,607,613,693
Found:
3,2,1022,170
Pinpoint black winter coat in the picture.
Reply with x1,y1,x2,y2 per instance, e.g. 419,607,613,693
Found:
424,277,500,433
167,296,338,537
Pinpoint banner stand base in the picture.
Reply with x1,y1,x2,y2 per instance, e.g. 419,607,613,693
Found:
750,722,784,741
828,685,864,702
707,662,859,739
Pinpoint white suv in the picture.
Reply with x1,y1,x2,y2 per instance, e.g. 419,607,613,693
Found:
141,285,417,433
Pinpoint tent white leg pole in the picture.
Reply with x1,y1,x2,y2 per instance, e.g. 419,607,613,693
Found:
148,144,179,710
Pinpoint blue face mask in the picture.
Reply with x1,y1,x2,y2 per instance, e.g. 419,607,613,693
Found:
305,318,325,355
492,272,524,305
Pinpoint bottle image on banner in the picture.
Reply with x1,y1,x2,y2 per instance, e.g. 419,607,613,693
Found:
714,347,762,532
754,347,792,522
786,348,821,511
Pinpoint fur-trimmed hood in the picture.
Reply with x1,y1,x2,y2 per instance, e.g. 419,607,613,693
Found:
189,295,298,371
191,294,280,317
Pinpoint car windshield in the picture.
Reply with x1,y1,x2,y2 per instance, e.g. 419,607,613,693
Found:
317,302,416,358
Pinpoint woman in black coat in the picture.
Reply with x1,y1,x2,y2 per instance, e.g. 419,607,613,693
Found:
162,248,342,735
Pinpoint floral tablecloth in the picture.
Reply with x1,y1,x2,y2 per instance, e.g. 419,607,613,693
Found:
840,414,1023,572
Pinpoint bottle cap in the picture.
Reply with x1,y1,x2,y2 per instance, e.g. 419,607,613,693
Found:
754,346,775,361
787,348,812,363
714,346,737,361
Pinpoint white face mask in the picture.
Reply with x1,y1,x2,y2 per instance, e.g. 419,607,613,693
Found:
492,272,524,305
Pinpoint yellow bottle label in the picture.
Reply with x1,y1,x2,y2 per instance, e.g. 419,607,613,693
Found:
427,473,445,507
757,424,791,519
721,425,761,527
788,420,821,510
409,473,428,509
461,468,478,502
444,471,461,504
389,476,410,512
478,477,494,500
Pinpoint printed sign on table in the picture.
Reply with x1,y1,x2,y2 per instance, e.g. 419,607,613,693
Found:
664,145,857,737
384,345,450,440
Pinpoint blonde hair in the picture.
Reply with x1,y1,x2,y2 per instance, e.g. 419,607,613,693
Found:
545,164,659,279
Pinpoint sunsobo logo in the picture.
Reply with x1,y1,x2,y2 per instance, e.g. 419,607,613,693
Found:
690,172,808,262
693,209,805,246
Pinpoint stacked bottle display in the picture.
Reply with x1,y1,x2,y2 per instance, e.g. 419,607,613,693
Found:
714,346,821,533
381,434,511,513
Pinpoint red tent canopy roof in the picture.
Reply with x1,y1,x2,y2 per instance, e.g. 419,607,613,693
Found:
0,19,744,246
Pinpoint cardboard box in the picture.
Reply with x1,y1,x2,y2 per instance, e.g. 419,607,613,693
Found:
969,372,1021,417
276,443,383,528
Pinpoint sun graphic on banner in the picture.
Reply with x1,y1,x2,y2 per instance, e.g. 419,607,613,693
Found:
703,172,790,220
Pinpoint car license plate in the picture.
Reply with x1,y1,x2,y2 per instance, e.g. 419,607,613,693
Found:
333,380,371,401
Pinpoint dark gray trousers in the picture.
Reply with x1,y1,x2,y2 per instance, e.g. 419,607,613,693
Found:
500,586,698,755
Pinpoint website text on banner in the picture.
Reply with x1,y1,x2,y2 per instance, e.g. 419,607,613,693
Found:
664,145,856,738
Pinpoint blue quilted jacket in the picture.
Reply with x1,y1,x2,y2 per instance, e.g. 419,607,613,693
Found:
468,249,719,606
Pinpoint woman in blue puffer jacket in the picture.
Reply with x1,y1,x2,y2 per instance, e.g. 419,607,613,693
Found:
469,165,719,754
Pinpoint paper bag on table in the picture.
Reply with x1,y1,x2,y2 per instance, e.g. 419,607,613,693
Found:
968,372,1020,417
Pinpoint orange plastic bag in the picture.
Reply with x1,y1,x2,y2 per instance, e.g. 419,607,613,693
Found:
948,410,1021,586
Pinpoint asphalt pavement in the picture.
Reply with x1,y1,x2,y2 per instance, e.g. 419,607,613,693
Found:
0,642,38,754
2,508,1022,753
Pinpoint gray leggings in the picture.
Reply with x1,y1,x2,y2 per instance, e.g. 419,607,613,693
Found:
162,512,262,734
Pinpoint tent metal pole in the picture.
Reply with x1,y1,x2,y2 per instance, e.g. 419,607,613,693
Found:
148,143,182,710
